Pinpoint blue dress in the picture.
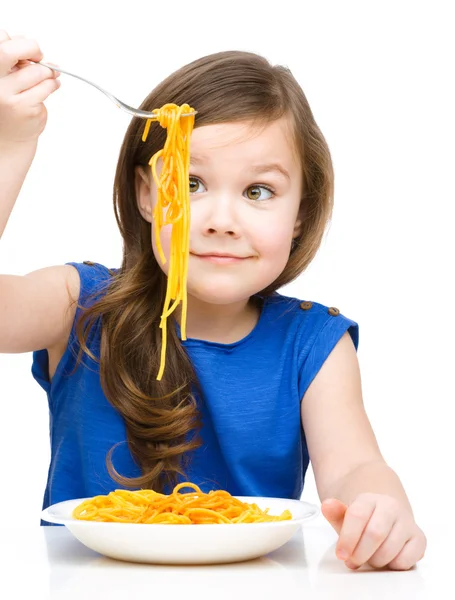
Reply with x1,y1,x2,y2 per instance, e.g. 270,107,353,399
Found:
32,262,358,513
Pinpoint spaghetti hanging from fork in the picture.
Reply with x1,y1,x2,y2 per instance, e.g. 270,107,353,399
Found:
142,103,196,380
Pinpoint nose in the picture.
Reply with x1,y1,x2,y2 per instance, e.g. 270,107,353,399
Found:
202,193,240,238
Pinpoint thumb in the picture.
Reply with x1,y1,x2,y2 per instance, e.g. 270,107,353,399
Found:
321,498,348,534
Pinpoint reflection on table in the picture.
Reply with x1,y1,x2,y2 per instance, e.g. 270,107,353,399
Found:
1,515,444,600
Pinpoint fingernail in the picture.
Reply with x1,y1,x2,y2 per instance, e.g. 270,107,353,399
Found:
337,549,348,560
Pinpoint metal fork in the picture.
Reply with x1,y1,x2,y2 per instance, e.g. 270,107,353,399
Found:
38,61,196,120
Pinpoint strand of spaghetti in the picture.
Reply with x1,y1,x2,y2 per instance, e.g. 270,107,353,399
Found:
168,225,179,298
179,141,189,340
142,116,154,142
157,316,168,381
150,151,166,264
172,482,203,497
182,508,233,524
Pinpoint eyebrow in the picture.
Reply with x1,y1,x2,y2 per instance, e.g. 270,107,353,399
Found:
190,156,291,181
189,155,209,166
249,163,291,181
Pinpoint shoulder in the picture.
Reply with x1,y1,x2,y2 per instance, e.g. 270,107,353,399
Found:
65,261,119,306
264,292,358,344
263,292,359,369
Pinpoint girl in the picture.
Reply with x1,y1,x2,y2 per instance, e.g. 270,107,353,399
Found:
0,30,426,570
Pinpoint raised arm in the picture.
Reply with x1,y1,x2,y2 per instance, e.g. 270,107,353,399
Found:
0,31,79,358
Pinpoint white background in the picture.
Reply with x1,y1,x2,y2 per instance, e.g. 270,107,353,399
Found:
0,1,453,527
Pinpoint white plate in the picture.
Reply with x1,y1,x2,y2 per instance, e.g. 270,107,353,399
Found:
41,495,319,564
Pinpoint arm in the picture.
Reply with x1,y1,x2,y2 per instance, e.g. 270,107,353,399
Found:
0,140,37,238
0,265,80,353
301,332,426,570
301,332,409,507
324,458,413,514
0,32,79,356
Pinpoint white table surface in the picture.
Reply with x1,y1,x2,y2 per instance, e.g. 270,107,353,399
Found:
1,515,444,600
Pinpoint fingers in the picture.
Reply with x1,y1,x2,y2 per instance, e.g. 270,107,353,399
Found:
41,62,60,74
3,63,58,95
335,495,376,561
366,521,409,569
344,506,397,569
387,529,427,571
0,37,43,77
18,77,61,106
321,498,347,535
334,494,425,571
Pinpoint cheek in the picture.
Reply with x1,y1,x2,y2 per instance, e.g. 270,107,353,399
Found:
254,220,294,257
152,223,173,272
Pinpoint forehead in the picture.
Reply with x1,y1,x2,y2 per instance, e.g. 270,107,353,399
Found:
189,118,299,168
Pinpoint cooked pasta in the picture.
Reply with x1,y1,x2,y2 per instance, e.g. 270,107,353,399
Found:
72,482,293,524
142,104,195,380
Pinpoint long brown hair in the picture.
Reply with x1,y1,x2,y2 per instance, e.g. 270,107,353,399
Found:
75,51,334,492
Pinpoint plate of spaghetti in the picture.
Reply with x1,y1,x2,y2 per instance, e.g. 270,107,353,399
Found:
41,482,319,564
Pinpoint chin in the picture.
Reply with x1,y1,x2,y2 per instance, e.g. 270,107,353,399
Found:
187,289,249,306
186,265,280,302
186,279,260,306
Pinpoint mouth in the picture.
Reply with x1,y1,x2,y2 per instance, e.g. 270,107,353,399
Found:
190,252,251,265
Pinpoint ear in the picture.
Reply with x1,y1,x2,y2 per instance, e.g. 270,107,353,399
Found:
292,204,305,239
135,166,153,223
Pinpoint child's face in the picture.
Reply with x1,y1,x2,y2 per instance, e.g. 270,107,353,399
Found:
137,117,303,306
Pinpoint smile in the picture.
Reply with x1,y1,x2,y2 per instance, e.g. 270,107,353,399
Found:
191,253,250,265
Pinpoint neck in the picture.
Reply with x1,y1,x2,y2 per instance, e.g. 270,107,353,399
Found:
176,296,261,344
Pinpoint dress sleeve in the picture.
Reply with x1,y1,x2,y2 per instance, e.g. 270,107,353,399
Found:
31,261,114,392
298,306,359,400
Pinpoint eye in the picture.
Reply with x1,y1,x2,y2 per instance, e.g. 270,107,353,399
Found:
189,176,206,194
245,185,274,201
